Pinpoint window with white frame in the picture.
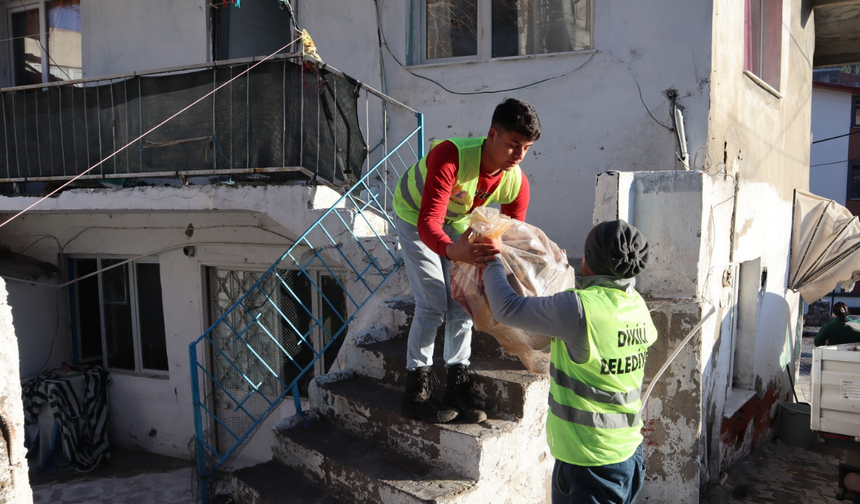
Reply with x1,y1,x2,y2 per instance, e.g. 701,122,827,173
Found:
9,0,81,86
414,0,591,64
70,258,168,373
743,0,781,91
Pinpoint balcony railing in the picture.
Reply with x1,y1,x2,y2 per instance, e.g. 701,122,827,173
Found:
0,53,371,186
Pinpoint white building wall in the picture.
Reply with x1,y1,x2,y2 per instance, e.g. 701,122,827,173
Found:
0,0,815,497
82,0,209,77
810,88,853,202
703,0,811,485
0,185,366,463
298,0,714,254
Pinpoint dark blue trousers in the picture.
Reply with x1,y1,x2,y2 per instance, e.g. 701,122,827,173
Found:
551,444,645,504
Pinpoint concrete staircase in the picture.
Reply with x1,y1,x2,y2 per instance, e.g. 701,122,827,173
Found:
232,299,552,504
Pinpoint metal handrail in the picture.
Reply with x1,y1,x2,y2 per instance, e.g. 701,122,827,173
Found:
188,107,423,503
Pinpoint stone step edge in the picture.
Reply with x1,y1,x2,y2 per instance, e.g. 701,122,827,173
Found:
311,374,523,481
344,342,545,420
232,459,346,504
272,411,477,504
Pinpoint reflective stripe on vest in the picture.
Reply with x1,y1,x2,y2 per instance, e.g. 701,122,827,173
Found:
546,285,657,467
549,362,641,405
392,137,522,232
397,161,425,214
548,394,640,429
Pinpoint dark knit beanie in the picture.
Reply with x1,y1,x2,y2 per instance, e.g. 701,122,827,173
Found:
583,220,649,279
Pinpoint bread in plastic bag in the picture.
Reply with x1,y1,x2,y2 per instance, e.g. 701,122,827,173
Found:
450,207,576,373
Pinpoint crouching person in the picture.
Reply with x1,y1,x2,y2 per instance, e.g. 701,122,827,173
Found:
482,220,657,504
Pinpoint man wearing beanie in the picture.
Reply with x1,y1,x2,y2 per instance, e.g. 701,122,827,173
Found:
483,220,657,504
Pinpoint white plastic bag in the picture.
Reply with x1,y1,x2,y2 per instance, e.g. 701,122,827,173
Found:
450,207,576,373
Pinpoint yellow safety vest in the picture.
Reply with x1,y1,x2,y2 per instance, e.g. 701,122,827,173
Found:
393,137,523,233
546,285,658,466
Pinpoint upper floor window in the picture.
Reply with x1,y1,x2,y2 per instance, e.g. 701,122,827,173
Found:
849,163,860,201
414,0,591,64
9,0,81,86
744,0,781,91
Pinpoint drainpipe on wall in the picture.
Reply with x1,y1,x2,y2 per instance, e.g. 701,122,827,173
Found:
673,101,690,170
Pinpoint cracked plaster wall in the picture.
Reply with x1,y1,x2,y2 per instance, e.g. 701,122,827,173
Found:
0,279,32,504
702,0,812,491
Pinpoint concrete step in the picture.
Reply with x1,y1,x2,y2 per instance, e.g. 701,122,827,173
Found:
311,374,530,481
233,460,347,504
344,335,546,421
272,415,476,504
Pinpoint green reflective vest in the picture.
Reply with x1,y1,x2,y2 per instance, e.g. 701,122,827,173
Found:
393,137,523,233
547,285,658,466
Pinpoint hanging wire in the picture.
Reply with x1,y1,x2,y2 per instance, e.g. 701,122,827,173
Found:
811,157,860,168
812,129,860,144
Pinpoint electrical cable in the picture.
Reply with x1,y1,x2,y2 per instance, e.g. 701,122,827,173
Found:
812,129,860,145
811,157,860,168
639,304,716,413
372,6,673,132
1,239,295,289
0,34,302,230
372,0,597,96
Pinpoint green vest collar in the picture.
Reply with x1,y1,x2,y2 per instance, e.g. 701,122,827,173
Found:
577,275,636,293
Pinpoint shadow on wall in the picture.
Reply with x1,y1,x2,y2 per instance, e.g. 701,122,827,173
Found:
6,281,69,379
713,291,795,472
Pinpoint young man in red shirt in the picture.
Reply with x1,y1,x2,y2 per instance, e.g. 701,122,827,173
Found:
392,98,541,423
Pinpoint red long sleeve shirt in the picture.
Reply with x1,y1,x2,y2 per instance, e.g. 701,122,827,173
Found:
417,140,530,257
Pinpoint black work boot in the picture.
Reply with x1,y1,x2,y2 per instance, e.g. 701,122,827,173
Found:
402,366,458,423
445,364,487,423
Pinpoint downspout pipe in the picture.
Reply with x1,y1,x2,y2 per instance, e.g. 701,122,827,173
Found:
673,102,690,170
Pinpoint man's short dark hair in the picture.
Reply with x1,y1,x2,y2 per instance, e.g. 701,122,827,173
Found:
491,98,542,141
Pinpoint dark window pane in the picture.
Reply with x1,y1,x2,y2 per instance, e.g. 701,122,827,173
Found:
426,0,478,59
73,259,103,362
11,10,42,86
853,98,860,128
102,259,135,370
492,0,589,57
279,270,314,395
850,166,860,200
47,0,82,82
321,275,347,373
492,0,519,58
136,263,168,371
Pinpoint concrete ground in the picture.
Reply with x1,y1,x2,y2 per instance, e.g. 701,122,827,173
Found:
29,448,200,504
701,334,860,504
25,336,858,504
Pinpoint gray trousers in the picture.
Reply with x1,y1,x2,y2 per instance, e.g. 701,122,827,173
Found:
395,217,473,370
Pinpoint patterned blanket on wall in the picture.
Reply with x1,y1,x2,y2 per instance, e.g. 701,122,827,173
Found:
22,365,111,472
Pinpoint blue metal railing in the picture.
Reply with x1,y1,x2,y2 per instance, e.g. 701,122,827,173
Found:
189,103,423,502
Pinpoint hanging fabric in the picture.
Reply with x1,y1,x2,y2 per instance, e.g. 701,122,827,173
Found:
788,190,860,304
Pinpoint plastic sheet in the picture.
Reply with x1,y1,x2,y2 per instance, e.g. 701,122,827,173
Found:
451,207,576,373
